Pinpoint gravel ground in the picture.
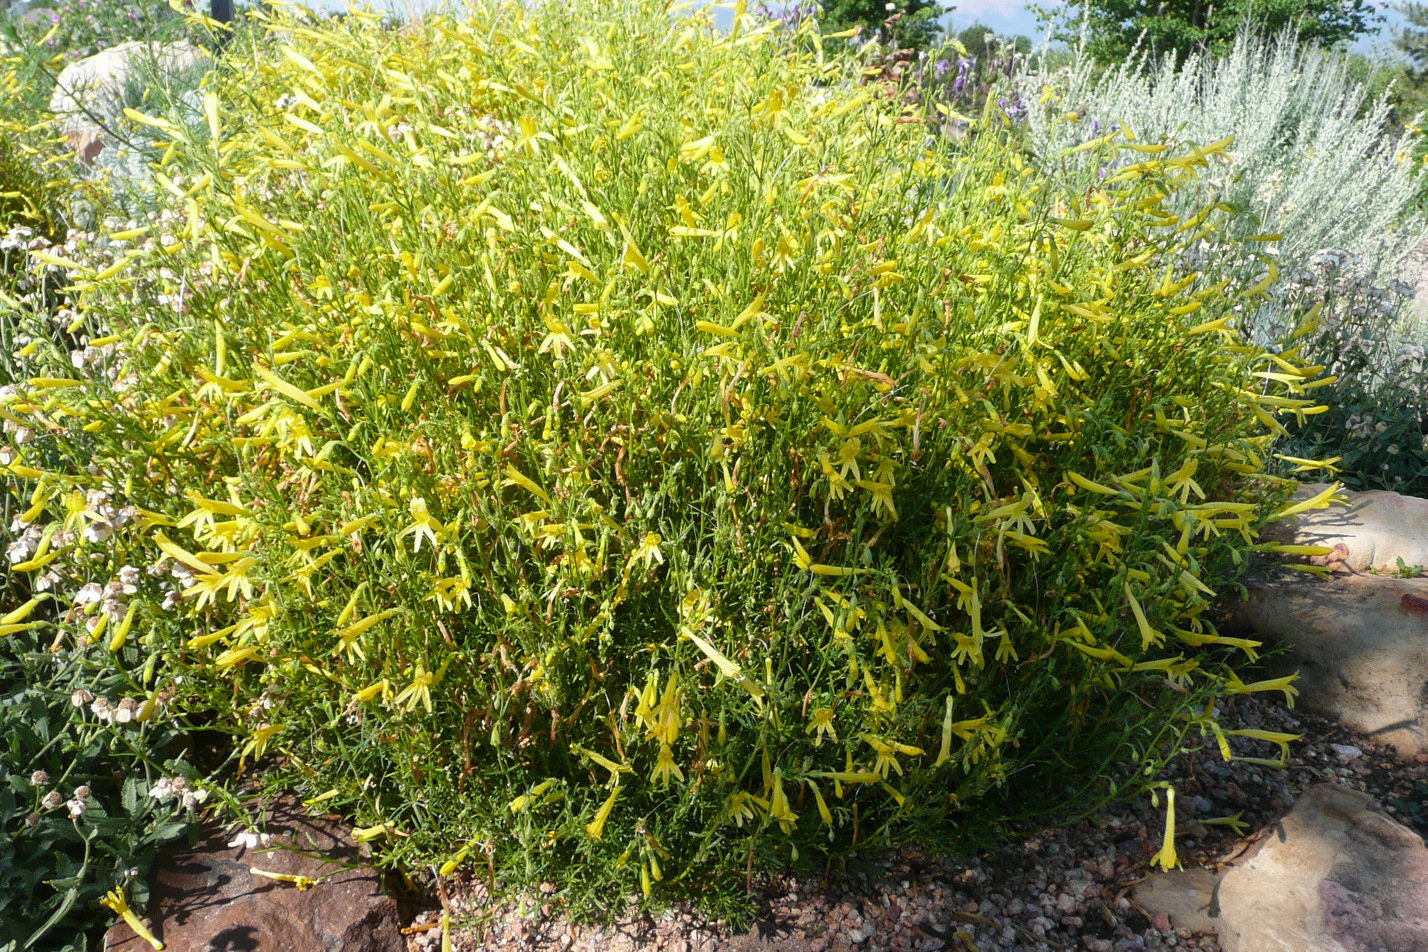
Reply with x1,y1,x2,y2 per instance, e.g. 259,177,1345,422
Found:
399,694,1428,952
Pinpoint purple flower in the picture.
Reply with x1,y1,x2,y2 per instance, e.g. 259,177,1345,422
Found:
757,2,817,29
934,59,950,78
952,58,974,96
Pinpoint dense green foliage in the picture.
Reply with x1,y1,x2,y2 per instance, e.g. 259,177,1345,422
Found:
0,138,56,244
956,23,1032,59
0,45,67,245
1039,0,1380,62
0,0,200,65
0,0,1329,923
806,0,946,49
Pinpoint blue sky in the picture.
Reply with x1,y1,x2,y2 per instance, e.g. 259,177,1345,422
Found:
330,0,1412,60
939,0,1407,56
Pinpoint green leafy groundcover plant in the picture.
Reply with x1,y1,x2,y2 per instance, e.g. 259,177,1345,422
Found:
0,627,198,952
4,0,1335,916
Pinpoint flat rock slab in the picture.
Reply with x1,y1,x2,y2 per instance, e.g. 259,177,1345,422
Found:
104,802,403,952
1263,483,1428,575
1225,570,1428,755
1136,784,1428,952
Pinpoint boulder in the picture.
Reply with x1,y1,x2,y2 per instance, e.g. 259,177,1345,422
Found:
1224,570,1428,756
1262,482,1428,576
1136,784,1428,952
103,801,404,952
48,41,210,165
0,0,52,21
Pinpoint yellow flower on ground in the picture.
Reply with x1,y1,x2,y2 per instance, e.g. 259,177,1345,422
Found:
100,887,164,950
249,867,323,890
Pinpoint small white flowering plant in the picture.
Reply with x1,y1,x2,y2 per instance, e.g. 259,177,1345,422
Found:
0,618,201,952
1270,251,1428,494
0,19,207,952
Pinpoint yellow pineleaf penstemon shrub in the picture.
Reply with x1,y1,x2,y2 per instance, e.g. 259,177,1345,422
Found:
1,0,1333,916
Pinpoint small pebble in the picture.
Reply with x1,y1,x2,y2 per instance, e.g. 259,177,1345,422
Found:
1331,743,1363,761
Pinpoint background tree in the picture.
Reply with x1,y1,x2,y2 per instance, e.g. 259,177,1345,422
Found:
1036,0,1379,63
1395,1,1428,80
815,0,950,50
956,22,1032,59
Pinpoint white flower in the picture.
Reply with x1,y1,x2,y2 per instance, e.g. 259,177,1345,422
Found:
74,785,91,801
42,791,63,810
66,798,87,819
7,538,35,564
70,690,94,707
226,831,273,849
74,583,104,606
30,770,49,786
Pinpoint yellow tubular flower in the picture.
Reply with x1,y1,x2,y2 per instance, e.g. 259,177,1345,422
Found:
585,784,620,840
768,770,798,834
1149,788,1180,872
650,744,684,786
100,888,164,950
249,867,323,890
806,707,837,747
1224,671,1300,707
653,673,681,745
